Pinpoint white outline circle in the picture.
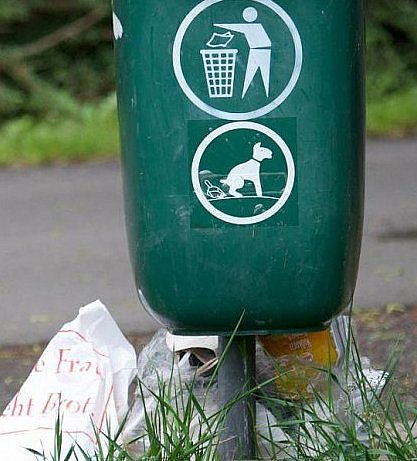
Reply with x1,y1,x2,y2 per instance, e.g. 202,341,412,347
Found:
191,122,295,225
173,0,303,121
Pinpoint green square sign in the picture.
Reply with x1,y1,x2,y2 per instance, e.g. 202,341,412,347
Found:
189,118,298,228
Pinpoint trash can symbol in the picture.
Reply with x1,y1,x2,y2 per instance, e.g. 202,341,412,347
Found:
200,48,238,98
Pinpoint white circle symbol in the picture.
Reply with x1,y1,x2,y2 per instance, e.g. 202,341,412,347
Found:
173,0,303,121
243,7,258,22
191,122,295,225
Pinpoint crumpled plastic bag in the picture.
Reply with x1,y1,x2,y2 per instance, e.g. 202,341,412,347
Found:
124,330,293,460
0,300,137,459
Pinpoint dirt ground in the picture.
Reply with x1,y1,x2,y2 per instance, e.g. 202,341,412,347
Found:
1,307,416,411
353,304,417,404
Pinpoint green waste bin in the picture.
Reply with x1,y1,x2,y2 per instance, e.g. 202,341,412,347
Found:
113,0,365,335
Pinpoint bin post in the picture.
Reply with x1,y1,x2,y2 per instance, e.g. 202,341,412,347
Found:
218,335,256,460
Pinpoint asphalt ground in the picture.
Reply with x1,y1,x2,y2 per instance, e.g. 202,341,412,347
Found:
0,162,158,345
355,138,417,309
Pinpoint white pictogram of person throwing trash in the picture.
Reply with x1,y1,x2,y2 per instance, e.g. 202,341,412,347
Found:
215,7,271,98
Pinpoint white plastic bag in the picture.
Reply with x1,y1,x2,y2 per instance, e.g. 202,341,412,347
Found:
125,330,294,460
0,300,137,459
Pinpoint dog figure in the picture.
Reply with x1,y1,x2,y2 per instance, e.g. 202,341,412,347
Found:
220,142,273,198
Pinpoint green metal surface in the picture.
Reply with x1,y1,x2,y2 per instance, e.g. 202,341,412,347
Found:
113,0,365,335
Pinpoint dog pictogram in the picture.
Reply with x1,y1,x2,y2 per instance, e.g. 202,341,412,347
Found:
191,121,295,225
220,142,273,198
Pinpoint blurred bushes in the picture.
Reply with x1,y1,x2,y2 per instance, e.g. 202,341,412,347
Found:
366,0,417,101
0,0,416,123
0,0,113,121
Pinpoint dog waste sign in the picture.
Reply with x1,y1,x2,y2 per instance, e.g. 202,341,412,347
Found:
189,120,297,226
113,0,365,334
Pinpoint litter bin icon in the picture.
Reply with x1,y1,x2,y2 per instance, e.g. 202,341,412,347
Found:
113,0,365,335
200,48,238,98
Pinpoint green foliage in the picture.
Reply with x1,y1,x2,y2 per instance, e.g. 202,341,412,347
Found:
0,0,416,162
368,86,417,136
0,0,41,22
366,0,417,99
365,0,417,135
1,0,416,120
0,94,119,166
0,0,113,121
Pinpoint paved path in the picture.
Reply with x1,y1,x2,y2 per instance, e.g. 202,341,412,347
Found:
0,139,416,346
355,138,417,309
0,163,158,345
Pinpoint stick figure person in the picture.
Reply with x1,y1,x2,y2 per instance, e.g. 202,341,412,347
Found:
215,7,271,98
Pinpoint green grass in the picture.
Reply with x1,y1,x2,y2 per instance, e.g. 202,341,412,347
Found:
367,86,417,137
0,95,120,168
0,86,416,168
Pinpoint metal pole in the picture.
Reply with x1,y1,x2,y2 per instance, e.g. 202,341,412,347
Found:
218,335,256,460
